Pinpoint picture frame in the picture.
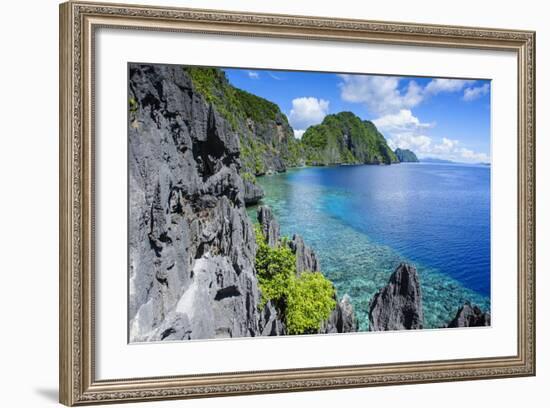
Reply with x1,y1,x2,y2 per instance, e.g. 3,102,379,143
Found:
59,1,536,405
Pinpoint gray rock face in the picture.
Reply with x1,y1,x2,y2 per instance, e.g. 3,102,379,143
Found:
321,294,358,333
128,64,261,342
368,263,424,331
240,112,302,176
289,234,320,274
448,303,491,328
257,206,280,247
128,65,357,341
259,300,286,336
243,179,264,206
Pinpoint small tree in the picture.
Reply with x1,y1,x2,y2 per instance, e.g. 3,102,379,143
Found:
254,225,336,334
286,272,336,335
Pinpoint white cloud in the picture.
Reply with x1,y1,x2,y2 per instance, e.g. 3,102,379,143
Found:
373,109,434,133
268,72,283,80
388,133,489,163
247,71,259,79
339,75,478,115
387,133,433,154
293,129,306,139
288,97,330,130
463,83,490,101
459,147,490,162
432,137,460,154
424,78,475,95
339,75,423,115
339,75,489,162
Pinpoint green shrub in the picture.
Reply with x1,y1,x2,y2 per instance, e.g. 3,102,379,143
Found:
286,272,336,335
129,97,138,113
241,172,257,184
254,225,296,309
254,225,336,334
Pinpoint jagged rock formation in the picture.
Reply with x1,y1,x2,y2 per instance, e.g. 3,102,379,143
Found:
301,112,398,166
321,294,358,334
395,148,419,162
128,63,262,342
257,206,319,274
289,234,320,274
448,303,491,328
257,206,281,248
243,179,264,205
258,300,286,336
368,263,424,331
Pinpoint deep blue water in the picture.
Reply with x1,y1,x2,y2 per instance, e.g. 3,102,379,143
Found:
248,163,491,330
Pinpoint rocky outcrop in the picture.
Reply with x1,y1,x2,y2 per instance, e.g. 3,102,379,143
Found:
243,179,264,205
259,300,286,336
128,63,261,342
321,294,358,333
395,148,419,163
289,234,320,274
257,207,320,274
368,263,424,331
257,206,281,248
448,303,491,328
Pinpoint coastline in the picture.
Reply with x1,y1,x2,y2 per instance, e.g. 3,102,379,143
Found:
247,163,491,331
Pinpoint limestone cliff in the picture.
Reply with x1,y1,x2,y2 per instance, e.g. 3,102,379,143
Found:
128,64,262,341
128,64,355,342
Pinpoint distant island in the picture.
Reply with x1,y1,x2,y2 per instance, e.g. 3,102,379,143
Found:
421,157,491,166
420,157,456,164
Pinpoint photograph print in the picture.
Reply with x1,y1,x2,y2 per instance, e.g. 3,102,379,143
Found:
128,63,491,342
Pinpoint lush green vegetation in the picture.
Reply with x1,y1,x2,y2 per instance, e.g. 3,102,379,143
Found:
240,138,268,175
185,68,402,174
186,67,303,175
301,112,398,165
186,67,242,129
285,272,337,335
234,88,281,124
254,225,336,334
394,148,419,163
186,67,283,128
281,136,305,168
241,171,257,184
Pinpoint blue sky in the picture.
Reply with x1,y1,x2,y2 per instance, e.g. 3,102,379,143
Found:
224,68,491,163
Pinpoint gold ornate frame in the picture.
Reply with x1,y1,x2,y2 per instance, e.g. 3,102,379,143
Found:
59,1,536,405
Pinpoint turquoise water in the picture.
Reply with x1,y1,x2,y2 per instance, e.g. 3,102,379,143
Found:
247,163,490,331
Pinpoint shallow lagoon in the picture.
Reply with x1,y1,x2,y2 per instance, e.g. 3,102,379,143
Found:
247,163,491,331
